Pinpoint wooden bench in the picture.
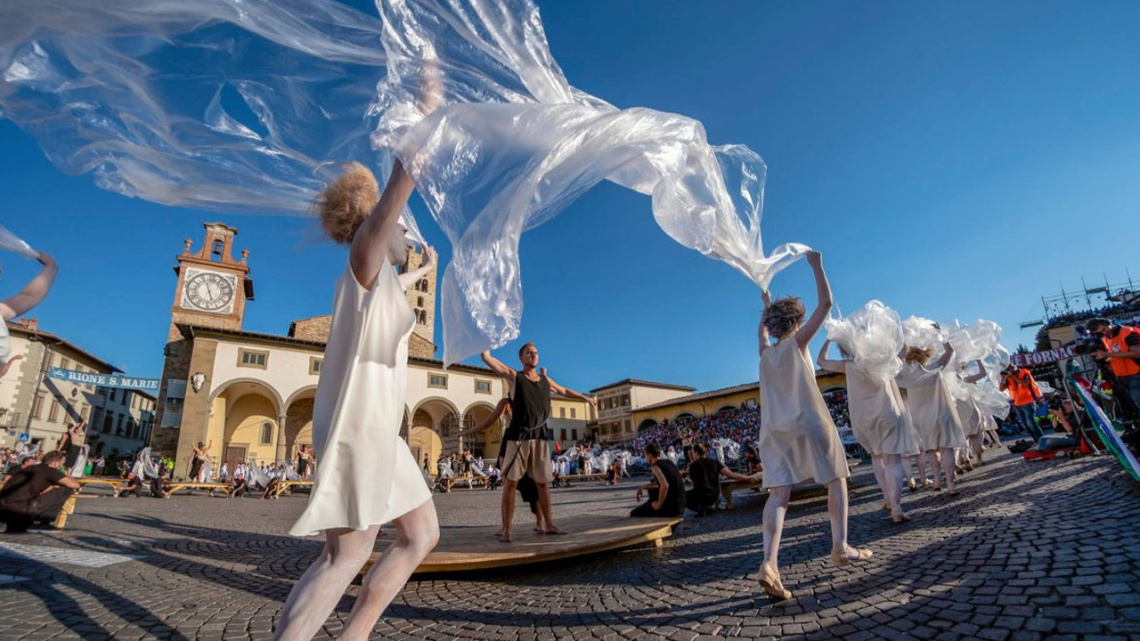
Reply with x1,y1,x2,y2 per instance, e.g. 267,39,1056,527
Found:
440,475,490,491
77,477,129,494
52,494,97,529
719,478,763,509
272,480,314,499
164,481,232,497
555,472,608,487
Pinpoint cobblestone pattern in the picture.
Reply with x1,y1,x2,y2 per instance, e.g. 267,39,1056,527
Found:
0,453,1137,641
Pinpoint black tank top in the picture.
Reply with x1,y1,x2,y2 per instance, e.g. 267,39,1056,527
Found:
506,373,552,441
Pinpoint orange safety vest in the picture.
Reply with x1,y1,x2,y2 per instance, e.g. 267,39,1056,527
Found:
1101,325,1140,378
1004,369,1041,406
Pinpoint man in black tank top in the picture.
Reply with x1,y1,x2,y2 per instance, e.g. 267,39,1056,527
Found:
631,443,685,518
482,343,597,543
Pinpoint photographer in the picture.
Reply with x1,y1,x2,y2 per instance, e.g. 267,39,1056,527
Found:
1001,365,1043,440
1086,318,1140,415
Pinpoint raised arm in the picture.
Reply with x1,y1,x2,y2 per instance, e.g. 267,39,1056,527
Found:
816,339,847,373
964,359,987,384
480,351,516,381
396,247,437,290
794,251,833,350
546,375,598,408
463,398,511,436
0,252,58,320
930,341,954,371
349,162,416,290
758,289,772,357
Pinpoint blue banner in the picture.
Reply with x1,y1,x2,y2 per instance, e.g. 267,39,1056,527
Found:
46,368,160,393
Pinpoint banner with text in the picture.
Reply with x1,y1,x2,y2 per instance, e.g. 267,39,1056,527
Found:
46,368,160,393
1010,345,1079,368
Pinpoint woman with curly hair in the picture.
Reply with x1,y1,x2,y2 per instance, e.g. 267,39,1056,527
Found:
275,75,443,641
756,251,872,602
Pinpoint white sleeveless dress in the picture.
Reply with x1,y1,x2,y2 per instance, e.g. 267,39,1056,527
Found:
844,361,920,456
290,260,432,537
897,364,967,451
954,396,984,437
758,339,850,488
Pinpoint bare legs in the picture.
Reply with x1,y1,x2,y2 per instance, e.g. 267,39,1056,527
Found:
968,435,984,464
535,483,565,534
925,448,958,493
876,454,907,521
340,502,439,640
915,452,930,486
759,485,791,598
273,500,440,641
499,478,517,542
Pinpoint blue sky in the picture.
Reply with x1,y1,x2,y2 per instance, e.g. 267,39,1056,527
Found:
2,0,1138,394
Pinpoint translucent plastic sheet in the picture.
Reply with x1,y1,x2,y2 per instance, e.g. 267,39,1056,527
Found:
0,0,421,244
376,0,809,364
0,224,37,260
945,320,1011,419
901,316,947,350
132,447,160,480
825,300,904,382
3,0,806,365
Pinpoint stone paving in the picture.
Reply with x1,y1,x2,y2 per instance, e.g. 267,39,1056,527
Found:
0,451,1138,641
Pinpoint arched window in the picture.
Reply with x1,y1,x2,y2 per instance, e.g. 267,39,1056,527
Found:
417,296,424,307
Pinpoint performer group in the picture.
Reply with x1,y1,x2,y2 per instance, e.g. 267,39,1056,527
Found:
0,4,1025,640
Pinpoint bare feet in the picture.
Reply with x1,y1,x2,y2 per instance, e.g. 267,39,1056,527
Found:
544,525,568,535
946,488,960,496
500,529,513,543
891,511,911,524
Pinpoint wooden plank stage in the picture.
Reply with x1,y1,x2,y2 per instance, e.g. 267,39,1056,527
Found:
360,514,682,576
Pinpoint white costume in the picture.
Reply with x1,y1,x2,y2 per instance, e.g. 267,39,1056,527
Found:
758,340,850,488
844,362,920,456
290,261,431,536
897,365,967,451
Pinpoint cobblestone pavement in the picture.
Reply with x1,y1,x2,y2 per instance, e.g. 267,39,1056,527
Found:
1,452,1138,641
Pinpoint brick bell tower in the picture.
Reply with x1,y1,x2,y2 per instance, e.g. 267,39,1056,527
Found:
150,223,254,457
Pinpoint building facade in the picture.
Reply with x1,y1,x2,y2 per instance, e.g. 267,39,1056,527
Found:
589,379,696,445
0,319,117,451
152,222,591,478
630,371,848,431
88,388,156,460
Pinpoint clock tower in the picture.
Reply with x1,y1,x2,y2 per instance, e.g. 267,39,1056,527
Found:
151,222,254,457
167,222,253,340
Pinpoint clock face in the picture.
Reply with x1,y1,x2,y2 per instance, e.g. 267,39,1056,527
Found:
183,270,237,313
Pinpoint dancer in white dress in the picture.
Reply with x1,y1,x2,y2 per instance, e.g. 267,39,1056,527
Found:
953,361,988,467
756,251,871,602
274,155,440,640
897,343,966,495
818,340,920,523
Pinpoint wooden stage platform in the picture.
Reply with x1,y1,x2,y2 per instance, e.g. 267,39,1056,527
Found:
360,514,682,576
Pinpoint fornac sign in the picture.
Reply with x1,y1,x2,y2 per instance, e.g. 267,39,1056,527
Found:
1010,345,1078,368
46,368,160,393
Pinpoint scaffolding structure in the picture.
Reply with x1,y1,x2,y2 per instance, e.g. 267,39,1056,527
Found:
1020,272,1139,330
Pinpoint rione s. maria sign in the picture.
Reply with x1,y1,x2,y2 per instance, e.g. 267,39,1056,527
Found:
46,368,160,393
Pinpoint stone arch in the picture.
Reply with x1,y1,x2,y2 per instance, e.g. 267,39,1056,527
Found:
410,397,460,475
214,381,283,469
284,386,317,463
714,404,739,414
209,378,284,418
463,401,499,459
673,411,697,423
637,418,660,432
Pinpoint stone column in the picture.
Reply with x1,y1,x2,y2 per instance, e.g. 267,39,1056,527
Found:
275,414,288,463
